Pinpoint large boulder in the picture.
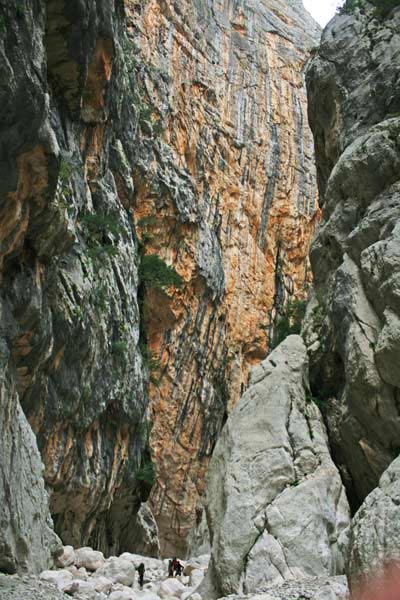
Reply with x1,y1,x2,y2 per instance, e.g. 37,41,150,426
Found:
189,569,204,589
60,578,96,597
40,569,74,590
0,346,61,574
75,547,105,571
56,546,75,569
109,591,137,600
93,576,113,594
202,336,350,597
95,557,136,586
157,578,186,599
348,455,400,586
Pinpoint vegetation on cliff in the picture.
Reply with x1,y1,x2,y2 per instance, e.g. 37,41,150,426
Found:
340,0,400,16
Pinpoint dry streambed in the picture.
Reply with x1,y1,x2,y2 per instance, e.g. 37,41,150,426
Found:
0,547,208,600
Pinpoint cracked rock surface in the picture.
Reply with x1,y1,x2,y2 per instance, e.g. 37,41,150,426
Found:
218,576,348,600
201,336,350,598
305,3,400,509
348,455,400,585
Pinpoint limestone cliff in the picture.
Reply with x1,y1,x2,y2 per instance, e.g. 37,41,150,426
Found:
127,0,320,555
0,0,148,560
305,1,400,512
202,336,350,598
0,0,319,567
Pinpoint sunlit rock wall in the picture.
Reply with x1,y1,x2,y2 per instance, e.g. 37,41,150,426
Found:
124,0,320,555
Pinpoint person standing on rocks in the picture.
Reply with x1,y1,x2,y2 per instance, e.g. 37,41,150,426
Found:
168,559,174,577
137,562,145,588
172,557,183,577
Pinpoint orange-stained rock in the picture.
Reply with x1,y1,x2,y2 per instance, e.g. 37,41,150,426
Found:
0,0,319,561
124,0,320,555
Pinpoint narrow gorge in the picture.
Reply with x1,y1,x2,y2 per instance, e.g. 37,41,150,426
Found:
1,1,400,600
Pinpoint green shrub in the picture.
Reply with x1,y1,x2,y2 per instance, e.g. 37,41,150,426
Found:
139,340,160,371
59,159,72,184
306,394,326,410
339,0,400,16
272,298,307,349
112,341,128,357
312,303,325,329
135,419,156,489
139,254,183,290
339,0,364,14
372,0,400,15
81,212,123,236
92,284,108,311
88,244,119,259
136,460,155,486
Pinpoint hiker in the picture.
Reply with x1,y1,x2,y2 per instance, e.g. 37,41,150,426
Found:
168,559,174,577
137,562,145,588
172,557,183,577
175,560,183,576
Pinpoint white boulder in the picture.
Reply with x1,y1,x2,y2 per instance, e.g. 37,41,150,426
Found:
61,579,96,596
158,578,186,599
189,569,204,588
93,576,114,593
181,588,195,600
109,591,137,600
75,547,105,571
40,569,73,590
56,545,75,568
66,565,90,580
96,557,136,585
136,592,162,600
183,556,208,576
203,336,351,597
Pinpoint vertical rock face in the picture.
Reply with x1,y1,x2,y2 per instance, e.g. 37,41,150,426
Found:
126,0,320,555
0,0,148,560
202,336,350,598
305,4,400,510
348,455,400,585
0,342,61,574
0,0,318,564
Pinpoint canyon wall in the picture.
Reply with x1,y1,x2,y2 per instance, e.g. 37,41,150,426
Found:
0,0,148,559
305,1,400,511
0,0,319,566
127,0,320,555
202,3,400,597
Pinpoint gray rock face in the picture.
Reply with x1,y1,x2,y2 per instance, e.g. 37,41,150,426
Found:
0,0,148,557
118,503,161,559
202,336,350,598
0,342,61,574
219,576,349,600
305,4,400,508
348,455,400,585
0,575,73,600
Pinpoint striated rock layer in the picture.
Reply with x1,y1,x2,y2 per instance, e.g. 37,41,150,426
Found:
201,336,350,598
305,3,400,510
125,0,320,555
0,0,148,559
0,0,318,563
0,341,61,574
